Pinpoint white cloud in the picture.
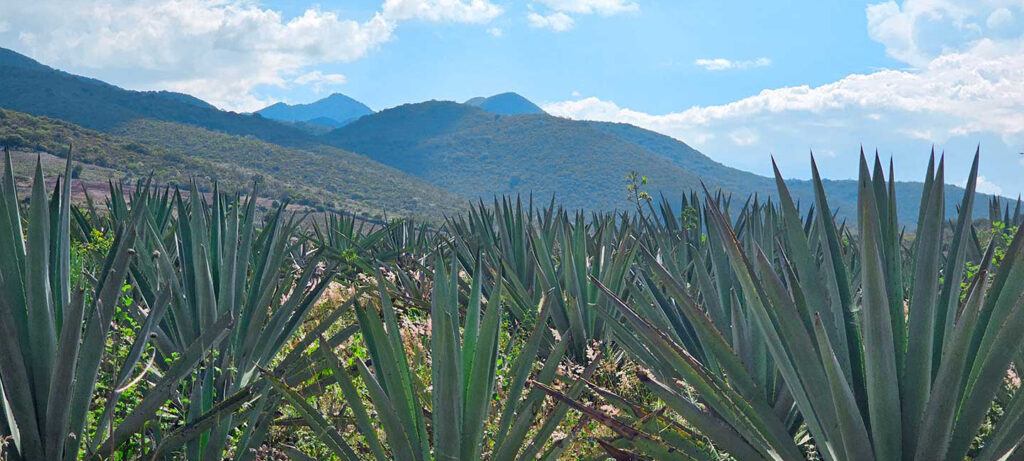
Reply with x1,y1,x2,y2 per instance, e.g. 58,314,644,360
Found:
487,27,503,37
987,7,1013,28
546,44,1024,140
0,0,396,111
527,12,575,32
527,0,636,32
545,40,1024,151
866,0,1023,66
977,176,1004,195
294,71,348,94
694,57,771,71
961,175,1003,195
545,1,1024,194
729,128,760,146
382,0,503,23
534,0,639,16
0,0,505,111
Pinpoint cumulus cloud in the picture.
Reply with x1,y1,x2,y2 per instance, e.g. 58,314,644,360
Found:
488,27,503,37
534,0,639,16
0,0,503,111
866,0,1022,66
0,0,396,111
544,0,1024,194
527,12,576,32
694,57,771,71
964,176,1004,195
545,46,1024,143
382,0,503,23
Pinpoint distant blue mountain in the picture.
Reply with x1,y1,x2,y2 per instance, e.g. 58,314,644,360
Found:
465,92,545,115
257,93,373,127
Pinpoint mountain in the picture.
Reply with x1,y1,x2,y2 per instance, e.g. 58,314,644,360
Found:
0,47,321,147
257,93,373,127
598,120,1009,225
147,91,217,110
0,46,1002,225
324,100,999,225
465,92,545,115
0,47,467,219
325,100,728,211
0,108,466,219
0,47,50,70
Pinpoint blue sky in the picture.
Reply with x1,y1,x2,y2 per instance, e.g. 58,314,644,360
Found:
1,0,1023,195
251,0,893,113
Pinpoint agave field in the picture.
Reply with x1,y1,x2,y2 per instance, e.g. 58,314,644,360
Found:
2,146,1024,460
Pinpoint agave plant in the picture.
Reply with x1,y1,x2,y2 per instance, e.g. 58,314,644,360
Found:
272,254,604,460
446,197,639,362
0,149,341,459
0,151,230,460
535,150,1024,460
85,182,336,460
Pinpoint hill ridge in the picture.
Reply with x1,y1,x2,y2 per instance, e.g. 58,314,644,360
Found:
256,93,374,127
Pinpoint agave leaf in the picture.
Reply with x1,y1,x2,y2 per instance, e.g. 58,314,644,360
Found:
949,235,1024,458
593,273,803,461
772,159,849,377
901,156,944,455
91,313,234,459
640,248,779,415
810,155,865,414
265,374,359,461
461,272,503,461
857,154,903,461
915,269,988,460
432,309,463,461
354,288,427,459
354,359,420,461
934,151,980,368
149,384,256,460
26,159,57,421
491,338,569,461
494,294,552,449
640,373,766,460
0,280,42,460
43,285,86,460
702,194,843,459
316,343,388,461
516,350,604,461
811,314,874,461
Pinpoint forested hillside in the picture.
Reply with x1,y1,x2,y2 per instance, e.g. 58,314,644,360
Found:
0,108,466,219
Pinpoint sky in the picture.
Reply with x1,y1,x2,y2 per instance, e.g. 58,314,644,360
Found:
1,0,1023,196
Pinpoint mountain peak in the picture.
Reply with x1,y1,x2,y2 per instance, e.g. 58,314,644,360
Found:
256,93,373,127
465,92,545,115
0,47,49,70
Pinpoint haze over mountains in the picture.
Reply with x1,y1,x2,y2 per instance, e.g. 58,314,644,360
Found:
0,46,1003,225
